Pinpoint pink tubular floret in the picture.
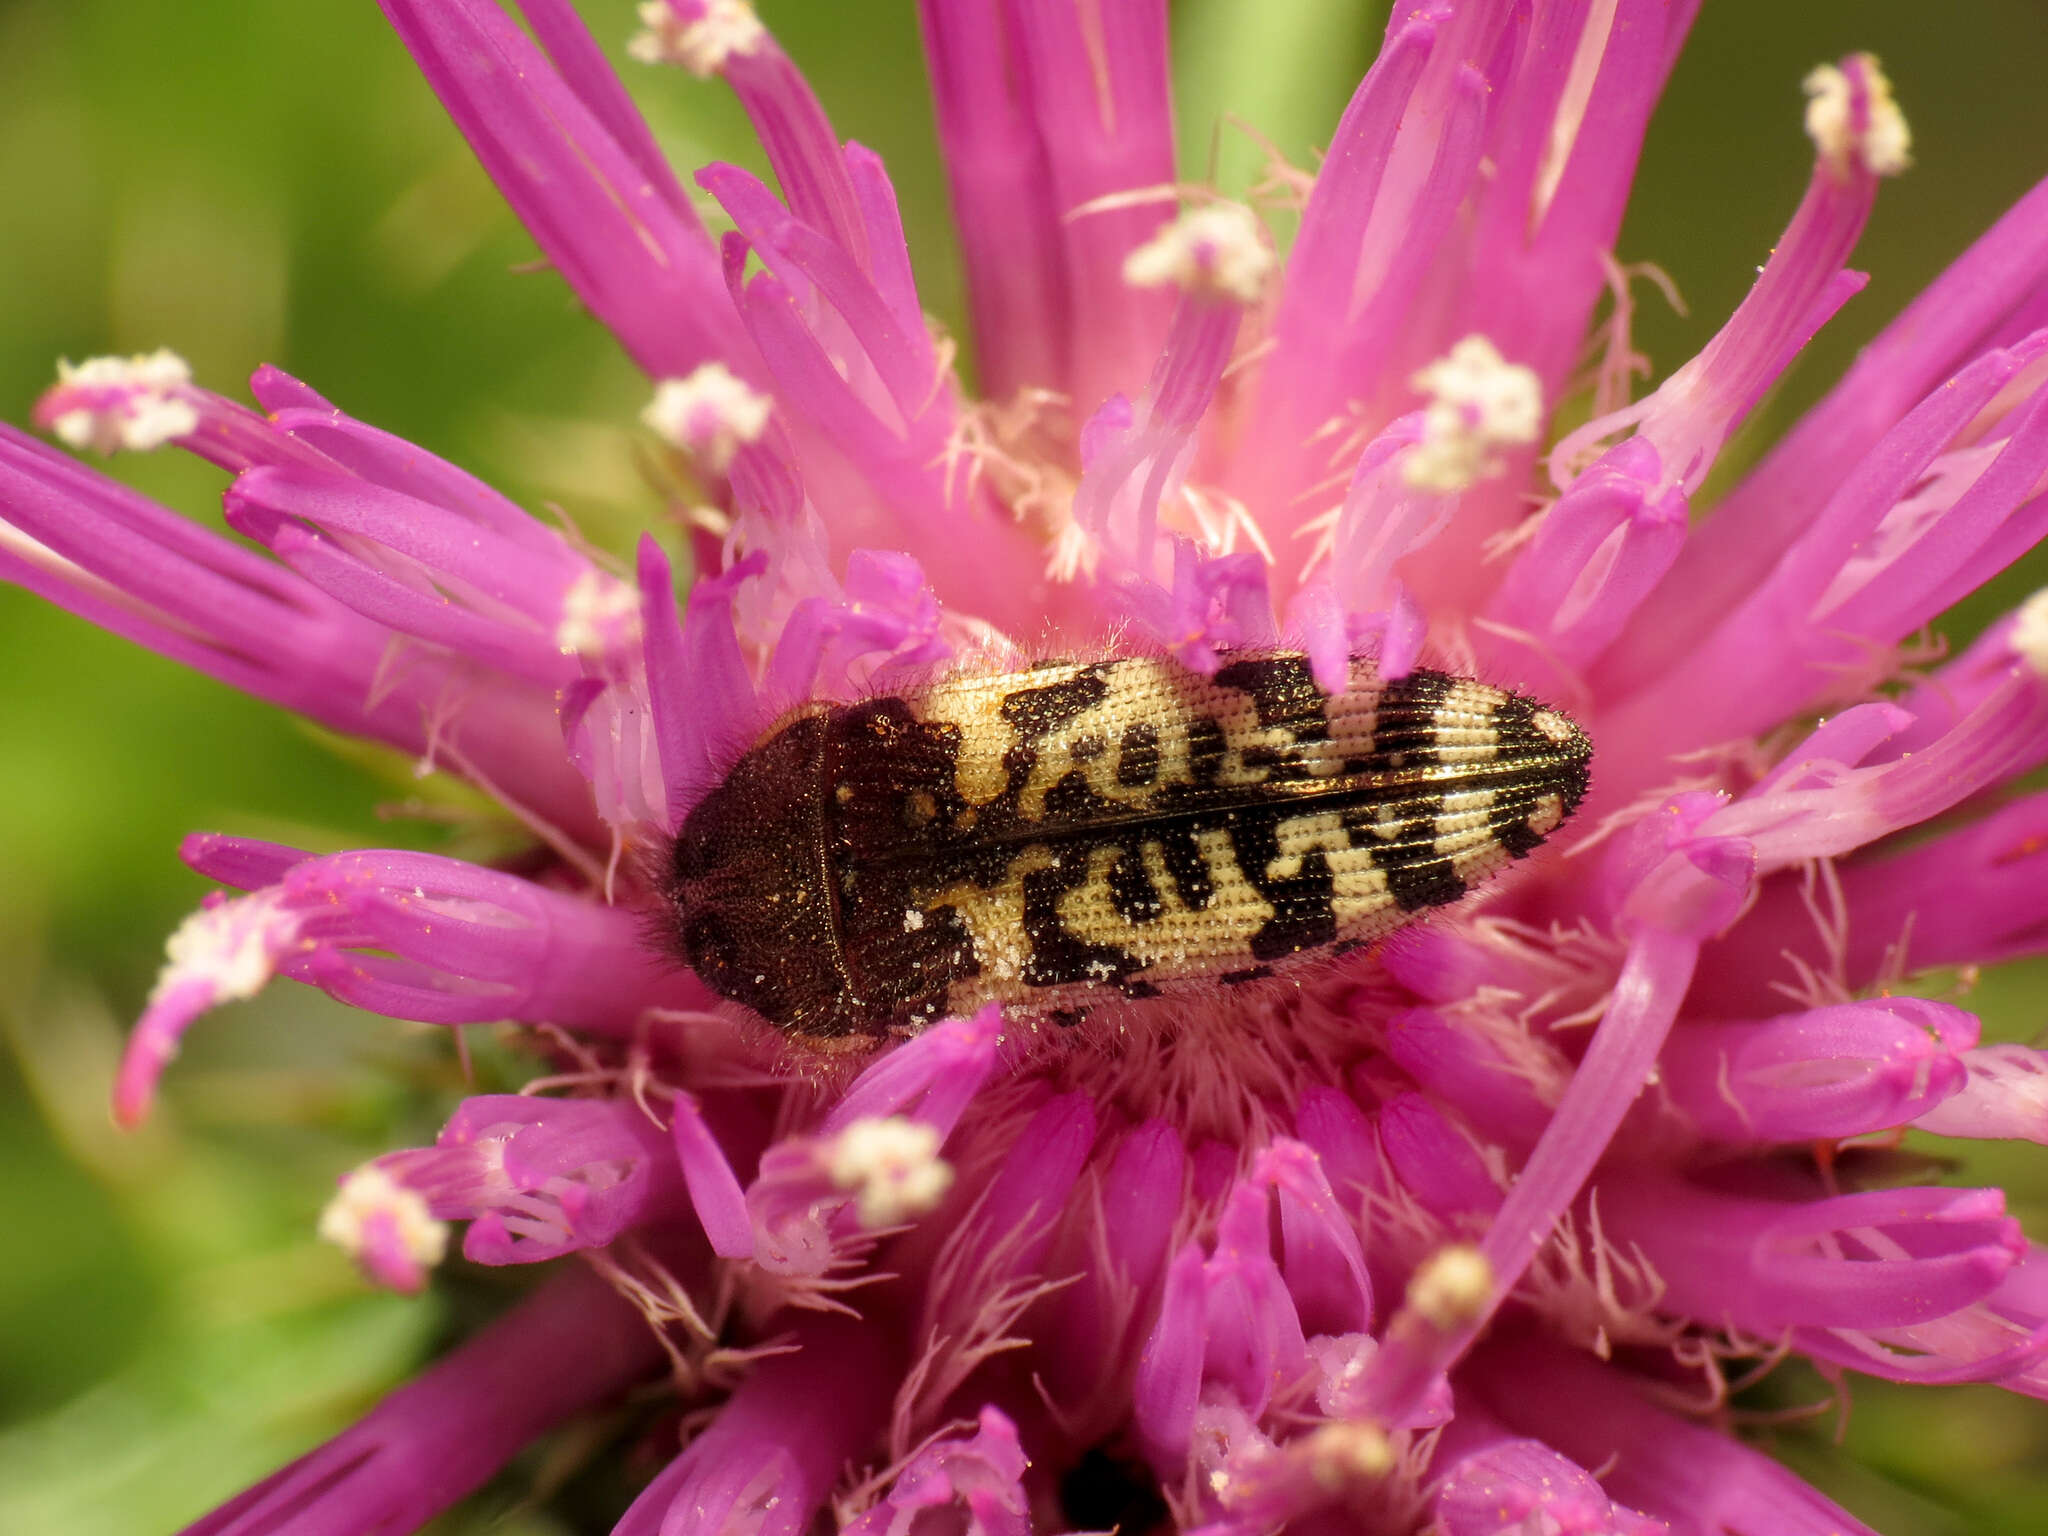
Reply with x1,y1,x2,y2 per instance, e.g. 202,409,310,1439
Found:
182,1266,666,1536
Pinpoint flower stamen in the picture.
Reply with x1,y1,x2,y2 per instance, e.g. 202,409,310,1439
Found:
1803,53,1911,179
627,0,766,78
643,362,773,472
1403,337,1543,492
2010,586,2048,677
824,1115,955,1227
319,1165,450,1293
34,349,200,455
1122,202,1275,305
555,568,644,658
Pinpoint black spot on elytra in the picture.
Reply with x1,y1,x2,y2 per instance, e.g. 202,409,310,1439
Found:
1118,979,1162,999
1484,693,1592,824
1001,669,1108,739
1384,668,1454,707
1251,891,1338,959
1226,810,1340,960
1241,743,1286,771
1220,965,1273,985
1043,770,1101,820
1050,1007,1090,1028
1021,860,1141,988
1368,668,1464,765
1187,716,1226,783
1383,853,1468,912
1107,844,1164,923
1214,654,1330,737
1489,691,1534,730
1115,722,1160,787
1156,827,1213,910
1493,814,1546,859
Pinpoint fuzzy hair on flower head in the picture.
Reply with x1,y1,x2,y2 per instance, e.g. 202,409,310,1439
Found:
6,2,2048,1534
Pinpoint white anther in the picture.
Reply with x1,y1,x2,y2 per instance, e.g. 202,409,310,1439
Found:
643,362,773,473
555,568,643,657
150,892,293,1009
1122,203,1274,305
1803,54,1911,179
2012,588,2048,679
824,1115,954,1227
318,1165,450,1277
628,0,766,78
1404,336,1543,492
45,348,200,454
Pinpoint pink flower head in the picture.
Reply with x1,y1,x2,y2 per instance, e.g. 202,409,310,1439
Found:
7,4,2048,1534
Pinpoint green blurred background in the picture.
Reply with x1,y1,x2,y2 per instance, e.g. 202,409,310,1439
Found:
1,1,2046,1531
